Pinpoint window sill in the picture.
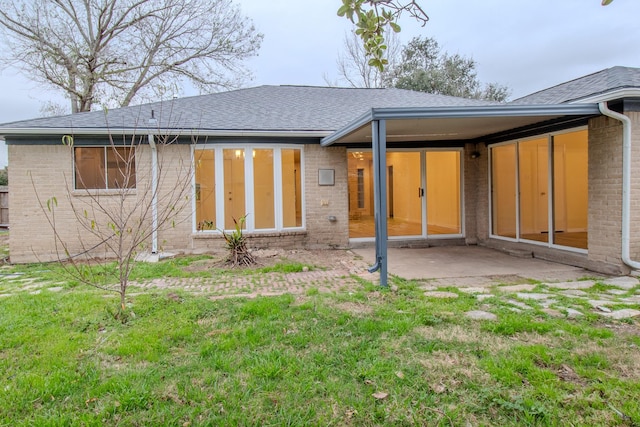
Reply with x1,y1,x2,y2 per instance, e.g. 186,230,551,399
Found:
71,189,137,197
192,230,306,239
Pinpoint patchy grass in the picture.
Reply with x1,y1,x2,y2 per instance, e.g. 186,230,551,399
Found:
0,263,639,427
257,262,314,274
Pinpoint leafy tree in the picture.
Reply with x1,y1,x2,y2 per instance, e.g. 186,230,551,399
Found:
337,0,428,70
0,0,262,113
0,167,7,186
389,36,510,101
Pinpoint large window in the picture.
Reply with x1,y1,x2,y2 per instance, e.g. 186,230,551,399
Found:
491,144,516,238
281,149,303,228
195,146,303,232
490,129,588,251
74,146,136,190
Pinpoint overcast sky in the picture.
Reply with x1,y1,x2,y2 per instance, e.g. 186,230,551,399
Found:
1,0,640,124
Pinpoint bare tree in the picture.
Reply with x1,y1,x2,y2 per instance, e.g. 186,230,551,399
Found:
33,112,196,315
39,101,69,118
335,30,400,88
0,0,262,113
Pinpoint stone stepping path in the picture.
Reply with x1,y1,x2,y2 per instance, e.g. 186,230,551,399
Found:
454,276,640,321
1,261,639,322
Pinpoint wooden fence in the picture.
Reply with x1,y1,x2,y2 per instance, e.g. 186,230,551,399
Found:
0,186,8,228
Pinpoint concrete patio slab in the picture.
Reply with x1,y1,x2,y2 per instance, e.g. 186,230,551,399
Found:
352,246,591,283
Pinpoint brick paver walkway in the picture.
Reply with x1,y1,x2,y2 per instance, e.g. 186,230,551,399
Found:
1,249,639,321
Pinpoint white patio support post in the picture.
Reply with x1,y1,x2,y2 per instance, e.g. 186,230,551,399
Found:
368,119,388,287
148,134,158,254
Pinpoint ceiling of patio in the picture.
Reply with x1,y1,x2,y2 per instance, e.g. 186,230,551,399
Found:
337,116,571,143
321,104,602,146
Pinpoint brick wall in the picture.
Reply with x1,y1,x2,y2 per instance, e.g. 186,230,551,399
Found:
464,142,489,244
149,143,194,251
302,144,349,248
587,115,626,272
627,111,640,263
8,142,195,263
9,144,74,262
9,141,352,263
9,144,146,262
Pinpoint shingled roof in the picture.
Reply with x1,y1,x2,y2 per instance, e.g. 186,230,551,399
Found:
0,85,493,134
511,66,640,105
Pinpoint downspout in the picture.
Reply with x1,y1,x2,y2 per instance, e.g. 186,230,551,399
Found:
598,101,640,270
148,133,158,254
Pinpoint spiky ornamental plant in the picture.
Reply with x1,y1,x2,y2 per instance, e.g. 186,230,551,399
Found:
221,215,256,267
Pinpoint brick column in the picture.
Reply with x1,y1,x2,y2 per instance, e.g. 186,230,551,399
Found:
587,115,626,273
303,144,349,248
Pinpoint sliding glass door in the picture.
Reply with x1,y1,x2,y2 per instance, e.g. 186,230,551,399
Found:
490,129,588,251
348,149,462,239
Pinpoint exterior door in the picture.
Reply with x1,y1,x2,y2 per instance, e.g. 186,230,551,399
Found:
348,150,462,239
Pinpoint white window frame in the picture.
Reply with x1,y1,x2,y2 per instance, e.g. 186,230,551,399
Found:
347,147,464,242
488,126,588,254
192,144,305,233
73,146,137,191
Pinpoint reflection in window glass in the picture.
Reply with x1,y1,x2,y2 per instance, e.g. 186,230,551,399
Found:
75,146,135,190
223,149,246,230
491,144,517,238
426,151,460,234
281,149,302,227
75,147,105,189
387,152,422,236
195,150,215,230
519,138,549,243
553,130,588,249
253,149,275,229
106,147,135,189
357,169,365,209
348,152,373,237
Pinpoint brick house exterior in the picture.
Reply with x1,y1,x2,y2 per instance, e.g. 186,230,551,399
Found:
2,67,640,275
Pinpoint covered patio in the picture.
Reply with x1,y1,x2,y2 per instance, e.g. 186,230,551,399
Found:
321,103,602,285
352,246,600,287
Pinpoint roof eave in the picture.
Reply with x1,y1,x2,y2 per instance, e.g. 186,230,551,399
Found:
569,88,640,104
320,103,602,147
0,128,333,140
320,110,374,147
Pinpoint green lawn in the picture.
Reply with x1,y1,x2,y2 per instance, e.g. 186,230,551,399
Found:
1,259,639,426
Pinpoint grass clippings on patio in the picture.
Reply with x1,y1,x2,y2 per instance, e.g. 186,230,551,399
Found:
0,256,639,426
